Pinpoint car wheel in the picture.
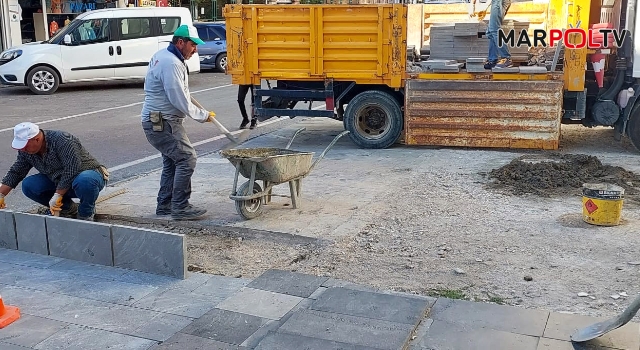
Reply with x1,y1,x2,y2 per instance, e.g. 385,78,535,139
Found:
216,53,227,73
26,66,59,95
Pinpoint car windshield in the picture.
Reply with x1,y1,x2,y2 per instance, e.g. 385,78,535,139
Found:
46,18,80,43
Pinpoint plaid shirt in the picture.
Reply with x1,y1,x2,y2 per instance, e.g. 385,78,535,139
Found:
2,130,104,191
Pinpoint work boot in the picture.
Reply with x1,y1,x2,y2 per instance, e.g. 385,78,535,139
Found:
484,59,498,69
77,213,94,222
60,202,79,218
250,118,258,130
240,118,250,129
156,205,171,216
171,204,207,221
495,58,513,69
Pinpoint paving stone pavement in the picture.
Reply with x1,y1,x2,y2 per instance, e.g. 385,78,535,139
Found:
0,247,639,350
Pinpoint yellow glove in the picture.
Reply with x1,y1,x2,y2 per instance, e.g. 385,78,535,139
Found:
0,194,5,210
207,111,216,123
49,193,63,215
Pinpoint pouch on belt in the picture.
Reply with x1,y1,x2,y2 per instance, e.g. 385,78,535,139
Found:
150,111,163,132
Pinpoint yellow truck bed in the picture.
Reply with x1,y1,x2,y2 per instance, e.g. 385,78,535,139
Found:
223,4,407,88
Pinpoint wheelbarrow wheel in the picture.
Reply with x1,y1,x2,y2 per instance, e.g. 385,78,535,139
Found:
235,181,264,219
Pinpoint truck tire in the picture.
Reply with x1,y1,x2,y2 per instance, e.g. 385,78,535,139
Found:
344,90,403,149
627,103,640,152
26,66,59,95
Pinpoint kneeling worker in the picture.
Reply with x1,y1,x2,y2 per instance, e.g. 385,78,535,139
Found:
0,122,108,221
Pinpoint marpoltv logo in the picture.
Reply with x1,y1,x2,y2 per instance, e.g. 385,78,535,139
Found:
498,28,630,49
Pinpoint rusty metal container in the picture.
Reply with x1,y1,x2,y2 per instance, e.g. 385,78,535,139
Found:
404,79,564,150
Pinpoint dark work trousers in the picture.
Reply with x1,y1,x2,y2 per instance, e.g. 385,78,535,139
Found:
142,119,197,210
238,84,255,122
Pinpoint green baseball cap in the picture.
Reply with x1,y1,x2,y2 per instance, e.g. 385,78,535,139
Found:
173,24,205,45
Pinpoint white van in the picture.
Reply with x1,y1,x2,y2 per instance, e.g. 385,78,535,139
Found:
0,7,200,95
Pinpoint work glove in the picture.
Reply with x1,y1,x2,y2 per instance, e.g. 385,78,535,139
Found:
206,111,216,123
0,194,5,210
49,193,63,215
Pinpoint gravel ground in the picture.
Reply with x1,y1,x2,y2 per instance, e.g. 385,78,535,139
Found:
96,124,640,322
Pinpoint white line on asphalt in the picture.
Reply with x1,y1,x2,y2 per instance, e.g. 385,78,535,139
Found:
106,104,327,173
0,84,234,133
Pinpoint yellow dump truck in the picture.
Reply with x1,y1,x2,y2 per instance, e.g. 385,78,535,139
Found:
223,1,639,150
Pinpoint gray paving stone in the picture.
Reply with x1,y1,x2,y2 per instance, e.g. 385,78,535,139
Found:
246,269,328,298
12,266,105,294
112,225,186,279
149,332,240,349
0,284,84,318
33,324,156,350
276,308,414,349
45,216,113,266
216,287,303,320
519,66,549,74
308,286,327,300
240,298,315,349
0,314,68,347
181,308,270,345
0,210,17,250
132,287,221,318
47,259,129,280
310,287,431,325
191,274,251,297
255,331,379,350
58,278,158,305
14,213,48,255
0,249,63,268
130,312,194,342
542,312,639,350
413,319,539,350
0,342,31,349
407,318,433,350
429,298,549,337
537,337,621,350
321,278,378,292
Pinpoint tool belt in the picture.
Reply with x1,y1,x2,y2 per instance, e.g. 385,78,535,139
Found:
150,111,163,132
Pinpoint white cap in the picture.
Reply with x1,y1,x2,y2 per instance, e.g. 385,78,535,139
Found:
12,122,39,150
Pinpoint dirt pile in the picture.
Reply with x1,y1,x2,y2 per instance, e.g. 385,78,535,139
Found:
486,153,640,200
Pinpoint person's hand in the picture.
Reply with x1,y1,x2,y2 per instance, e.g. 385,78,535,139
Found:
0,194,6,210
49,193,63,215
206,111,216,123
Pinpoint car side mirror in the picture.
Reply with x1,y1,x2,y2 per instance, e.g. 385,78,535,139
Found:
64,34,72,45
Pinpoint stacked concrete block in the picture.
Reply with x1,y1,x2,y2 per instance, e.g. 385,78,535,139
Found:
0,210,17,249
465,57,488,73
0,210,187,279
428,20,531,63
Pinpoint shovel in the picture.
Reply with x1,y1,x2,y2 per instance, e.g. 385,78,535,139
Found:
190,96,251,147
571,293,640,342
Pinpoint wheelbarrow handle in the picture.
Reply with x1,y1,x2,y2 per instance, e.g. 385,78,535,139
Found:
285,127,306,150
308,130,350,174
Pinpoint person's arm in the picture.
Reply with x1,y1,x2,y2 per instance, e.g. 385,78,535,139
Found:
161,63,210,123
54,133,82,194
1,153,32,195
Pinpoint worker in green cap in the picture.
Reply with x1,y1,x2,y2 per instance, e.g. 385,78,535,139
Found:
140,24,214,221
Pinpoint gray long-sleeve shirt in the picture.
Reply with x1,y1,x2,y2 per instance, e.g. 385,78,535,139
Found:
140,46,208,123
2,130,104,191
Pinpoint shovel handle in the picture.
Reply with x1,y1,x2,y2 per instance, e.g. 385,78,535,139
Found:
190,95,238,142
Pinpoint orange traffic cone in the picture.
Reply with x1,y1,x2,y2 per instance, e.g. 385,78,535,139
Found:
0,295,20,328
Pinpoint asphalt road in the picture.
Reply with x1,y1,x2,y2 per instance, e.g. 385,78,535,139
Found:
0,71,296,212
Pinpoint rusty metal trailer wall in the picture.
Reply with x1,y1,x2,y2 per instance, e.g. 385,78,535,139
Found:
404,79,564,150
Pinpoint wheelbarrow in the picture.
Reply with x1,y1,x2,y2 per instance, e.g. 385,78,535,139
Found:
219,128,350,219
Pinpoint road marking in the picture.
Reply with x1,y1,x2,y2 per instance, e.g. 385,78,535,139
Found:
0,84,234,133
108,104,327,173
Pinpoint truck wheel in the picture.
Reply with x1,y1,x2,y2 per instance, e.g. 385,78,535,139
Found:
216,53,227,73
26,66,59,95
344,90,403,149
235,181,264,220
627,103,640,152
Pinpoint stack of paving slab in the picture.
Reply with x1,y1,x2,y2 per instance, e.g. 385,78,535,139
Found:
429,20,530,63
417,59,464,73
